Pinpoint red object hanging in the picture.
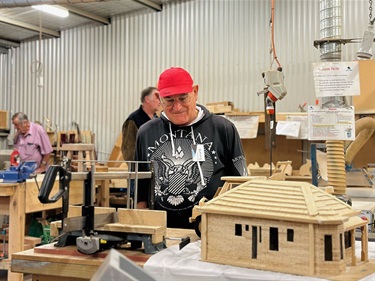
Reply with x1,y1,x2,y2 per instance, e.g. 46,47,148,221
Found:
10,150,20,166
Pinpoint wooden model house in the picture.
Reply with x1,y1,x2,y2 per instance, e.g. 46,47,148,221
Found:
196,180,369,277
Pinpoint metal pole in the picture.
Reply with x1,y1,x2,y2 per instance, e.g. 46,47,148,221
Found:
134,162,139,208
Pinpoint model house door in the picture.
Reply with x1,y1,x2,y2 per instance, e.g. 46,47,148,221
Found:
252,226,258,259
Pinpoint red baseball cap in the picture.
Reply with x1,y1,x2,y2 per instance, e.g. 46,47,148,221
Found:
157,67,193,97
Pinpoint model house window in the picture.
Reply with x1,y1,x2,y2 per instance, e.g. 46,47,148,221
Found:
259,226,262,243
245,225,249,231
324,235,333,261
269,227,279,251
287,229,294,242
235,224,242,236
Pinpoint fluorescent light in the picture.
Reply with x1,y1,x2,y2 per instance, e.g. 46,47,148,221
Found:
32,5,69,18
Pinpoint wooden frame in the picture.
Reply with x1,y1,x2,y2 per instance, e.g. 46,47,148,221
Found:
0,176,84,281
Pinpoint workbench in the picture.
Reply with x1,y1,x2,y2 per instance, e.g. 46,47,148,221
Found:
10,228,197,281
0,175,84,281
10,234,375,281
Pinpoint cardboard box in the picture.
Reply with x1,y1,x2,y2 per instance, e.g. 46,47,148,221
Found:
353,60,375,114
0,110,8,130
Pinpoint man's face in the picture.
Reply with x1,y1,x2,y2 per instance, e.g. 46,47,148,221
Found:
160,85,198,126
12,118,29,134
149,89,161,113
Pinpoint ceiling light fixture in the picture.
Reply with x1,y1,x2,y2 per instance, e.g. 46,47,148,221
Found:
32,5,69,18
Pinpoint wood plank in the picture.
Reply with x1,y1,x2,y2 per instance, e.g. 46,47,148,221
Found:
107,133,123,167
100,223,165,235
25,178,84,213
68,205,116,218
0,197,10,214
0,184,16,196
32,275,88,281
32,244,150,265
24,236,42,248
353,60,375,114
11,254,105,280
60,144,95,151
117,209,166,227
0,110,8,130
8,181,25,281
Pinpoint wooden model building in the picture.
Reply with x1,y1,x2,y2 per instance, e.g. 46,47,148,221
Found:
196,179,370,278
190,176,267,236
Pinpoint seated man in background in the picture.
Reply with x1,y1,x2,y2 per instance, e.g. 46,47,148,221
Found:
135,67,248,228
12,112,53,173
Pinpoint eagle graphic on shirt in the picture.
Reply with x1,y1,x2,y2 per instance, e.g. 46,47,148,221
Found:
148,137,215,211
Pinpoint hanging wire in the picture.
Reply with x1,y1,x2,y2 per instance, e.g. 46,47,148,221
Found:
269,0,282,71
369,0,375,24
369,0,373,23
30,10,43,79
269,11,273,69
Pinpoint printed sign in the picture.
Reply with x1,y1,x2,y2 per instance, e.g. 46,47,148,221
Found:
308,106,355,141
313,61,360,97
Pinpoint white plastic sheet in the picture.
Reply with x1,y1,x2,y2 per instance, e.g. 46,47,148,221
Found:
145,240,375,281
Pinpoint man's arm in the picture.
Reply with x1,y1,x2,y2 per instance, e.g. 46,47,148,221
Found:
35,153,51,173
121,120,138,161
134,127,151,209
226,121,248,176
35,124,53,173
137,201,148,209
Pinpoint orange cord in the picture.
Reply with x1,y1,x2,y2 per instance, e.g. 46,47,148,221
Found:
271,0,282,70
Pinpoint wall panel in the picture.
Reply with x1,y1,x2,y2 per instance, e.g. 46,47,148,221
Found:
0,0,371,158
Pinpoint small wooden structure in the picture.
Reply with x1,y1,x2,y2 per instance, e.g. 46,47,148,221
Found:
60,143,96,172
189,176,267,236
247,161,293,180
196,180,369,277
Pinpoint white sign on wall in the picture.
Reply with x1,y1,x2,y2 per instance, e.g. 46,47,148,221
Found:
312,61,360,97
307,105,355,141
223,115,259,139
285,115,309,140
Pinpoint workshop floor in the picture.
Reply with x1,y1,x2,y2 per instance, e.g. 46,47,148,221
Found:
0,270,32,280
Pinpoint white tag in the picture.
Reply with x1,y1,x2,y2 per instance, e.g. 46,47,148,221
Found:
192,144,205,162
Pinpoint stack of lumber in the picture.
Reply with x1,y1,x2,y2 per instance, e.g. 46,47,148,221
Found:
206,101,236,114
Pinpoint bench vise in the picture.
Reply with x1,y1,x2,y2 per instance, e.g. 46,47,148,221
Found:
0,161,37,183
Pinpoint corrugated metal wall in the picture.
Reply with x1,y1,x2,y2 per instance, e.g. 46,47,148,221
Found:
0,0,371,158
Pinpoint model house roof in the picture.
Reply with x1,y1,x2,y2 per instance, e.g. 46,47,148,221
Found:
197,180,360,224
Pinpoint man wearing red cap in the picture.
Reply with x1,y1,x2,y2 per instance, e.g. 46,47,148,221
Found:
135,67,247,228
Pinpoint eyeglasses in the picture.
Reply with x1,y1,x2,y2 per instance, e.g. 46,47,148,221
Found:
160,94,191,107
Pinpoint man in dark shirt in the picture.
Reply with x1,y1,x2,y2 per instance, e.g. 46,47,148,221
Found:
121,87,160,161
135,67,248,228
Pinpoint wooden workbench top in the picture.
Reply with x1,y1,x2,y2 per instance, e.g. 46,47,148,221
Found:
11,228,198,280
